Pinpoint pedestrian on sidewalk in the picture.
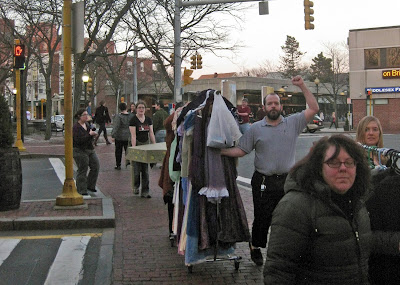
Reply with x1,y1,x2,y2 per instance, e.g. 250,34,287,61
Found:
94,100,111,145
264,135,380,284
129,100,156,198
329,111,337,129
73,109,99,195
129,102,136,115
237,97,251,134
111,102,133,170
153,100,169,143
221,76,319,266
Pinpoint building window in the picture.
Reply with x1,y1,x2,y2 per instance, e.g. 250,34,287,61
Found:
140,62,144,73
127,61,133,74
387,47,400,68
364,49,381,69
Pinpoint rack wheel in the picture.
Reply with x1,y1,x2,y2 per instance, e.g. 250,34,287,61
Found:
234,259,240,270
188,265,193,273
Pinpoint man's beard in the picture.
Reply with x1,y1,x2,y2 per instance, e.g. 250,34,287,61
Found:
266,109,281,120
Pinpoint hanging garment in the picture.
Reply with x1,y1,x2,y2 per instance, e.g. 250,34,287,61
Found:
368,168,400,285
206,93,241,149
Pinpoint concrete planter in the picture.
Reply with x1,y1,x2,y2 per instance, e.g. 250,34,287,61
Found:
0,147,22,211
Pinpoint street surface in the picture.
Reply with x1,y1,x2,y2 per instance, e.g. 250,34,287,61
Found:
2,131,399,284
0,230,104,285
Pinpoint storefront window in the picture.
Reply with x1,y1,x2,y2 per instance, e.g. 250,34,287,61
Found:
365,49,380,68
387,47,400,67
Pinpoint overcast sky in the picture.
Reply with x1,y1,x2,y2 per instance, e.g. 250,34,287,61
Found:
189,0,400,78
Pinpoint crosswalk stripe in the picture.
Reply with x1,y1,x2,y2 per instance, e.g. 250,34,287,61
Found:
44,236,91,285
237,176,251,184
49,157,66,184
0,239,20,265
0,233,102,240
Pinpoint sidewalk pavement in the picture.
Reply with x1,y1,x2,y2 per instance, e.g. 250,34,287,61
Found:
0,129,351,284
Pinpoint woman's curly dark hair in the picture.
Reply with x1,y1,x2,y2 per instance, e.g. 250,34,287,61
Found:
290,135,371,197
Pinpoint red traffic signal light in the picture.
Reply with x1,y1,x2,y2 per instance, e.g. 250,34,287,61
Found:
14,44,25,69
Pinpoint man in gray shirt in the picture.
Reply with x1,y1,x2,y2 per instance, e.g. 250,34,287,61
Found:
221,75,319,266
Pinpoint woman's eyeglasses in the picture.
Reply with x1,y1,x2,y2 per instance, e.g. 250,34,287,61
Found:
324,159,356,168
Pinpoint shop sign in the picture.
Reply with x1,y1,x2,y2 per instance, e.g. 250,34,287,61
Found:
382,69,400,79
365,87,400,94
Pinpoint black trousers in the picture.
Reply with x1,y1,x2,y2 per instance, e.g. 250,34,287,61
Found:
98,122,108,139
251,171,287,248
114,139,128,167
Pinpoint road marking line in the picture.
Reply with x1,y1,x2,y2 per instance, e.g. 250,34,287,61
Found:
0,233,102,240
0,239,20,265
49,158,66,184
44,236,91,285
237,176,251,184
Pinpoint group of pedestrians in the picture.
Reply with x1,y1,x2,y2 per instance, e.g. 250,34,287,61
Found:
72,99,169,199
71,76,400,283
224,76,400,283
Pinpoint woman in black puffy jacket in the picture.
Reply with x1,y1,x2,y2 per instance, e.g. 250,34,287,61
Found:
264,135,400,284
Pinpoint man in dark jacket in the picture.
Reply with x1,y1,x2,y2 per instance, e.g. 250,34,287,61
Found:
152,100,169,143
94,100,111,146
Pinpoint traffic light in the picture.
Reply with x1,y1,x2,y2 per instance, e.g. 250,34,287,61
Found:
196,54,202,69
87,78,93,93
170,53,174,66
183,68,194,86
304,0,314,30
190,55,196,70
14,44,25,69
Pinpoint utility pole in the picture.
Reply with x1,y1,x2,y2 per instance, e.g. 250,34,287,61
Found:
132,45,138,104
56,0,84,207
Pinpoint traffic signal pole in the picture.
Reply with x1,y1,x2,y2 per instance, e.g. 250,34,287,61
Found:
56,0,84,207
14,40,26,152
174,0,182,103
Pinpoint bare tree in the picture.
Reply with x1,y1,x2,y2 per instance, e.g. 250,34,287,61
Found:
124,0,247,94
237,60,277,77
0,0,63,140
317,42,349,118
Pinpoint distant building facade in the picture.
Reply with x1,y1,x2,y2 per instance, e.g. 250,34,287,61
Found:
349,26,400,132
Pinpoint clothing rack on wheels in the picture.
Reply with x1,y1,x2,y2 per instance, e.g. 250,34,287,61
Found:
186,201,242,273
357,143,400,169
170,89,250,273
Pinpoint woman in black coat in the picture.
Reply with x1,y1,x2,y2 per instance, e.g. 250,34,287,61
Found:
264,135,400,284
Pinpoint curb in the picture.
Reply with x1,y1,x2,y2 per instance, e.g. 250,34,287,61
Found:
0,198,115,231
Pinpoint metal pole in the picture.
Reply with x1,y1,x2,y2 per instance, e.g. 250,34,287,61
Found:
56,0,84,206
14,40,26,151
133,45,138,103
174,0,182,103
84,82,87,104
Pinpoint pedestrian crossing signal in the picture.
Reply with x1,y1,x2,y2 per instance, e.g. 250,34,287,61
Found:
14,44,26,69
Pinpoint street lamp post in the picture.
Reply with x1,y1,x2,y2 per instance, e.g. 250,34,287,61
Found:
82,73,89,106
314,77,320,96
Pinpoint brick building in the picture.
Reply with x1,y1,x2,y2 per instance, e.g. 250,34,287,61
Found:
349,26,400,132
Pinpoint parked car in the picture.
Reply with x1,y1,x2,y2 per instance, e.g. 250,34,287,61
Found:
303,115,324,133
51,115,64,130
